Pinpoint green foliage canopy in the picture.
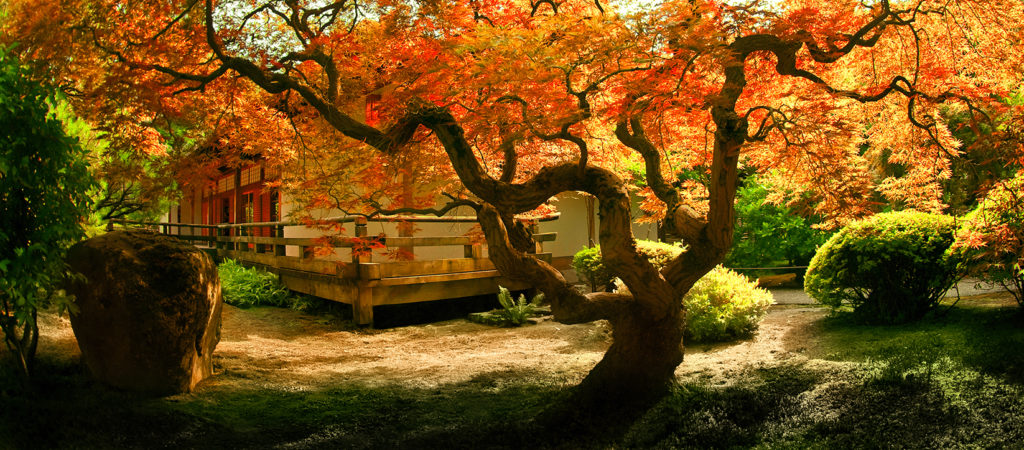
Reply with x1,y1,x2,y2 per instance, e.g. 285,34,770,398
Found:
726,176,831,268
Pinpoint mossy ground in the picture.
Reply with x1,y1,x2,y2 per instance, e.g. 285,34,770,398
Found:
1,295,1022,448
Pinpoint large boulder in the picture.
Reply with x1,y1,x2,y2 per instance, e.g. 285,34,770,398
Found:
65,230,222,395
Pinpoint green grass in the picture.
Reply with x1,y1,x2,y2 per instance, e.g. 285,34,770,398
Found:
812,296,1024,382
2,297,1022,448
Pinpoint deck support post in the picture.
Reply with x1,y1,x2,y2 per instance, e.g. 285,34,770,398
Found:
352,217,374,325
354,263,380,327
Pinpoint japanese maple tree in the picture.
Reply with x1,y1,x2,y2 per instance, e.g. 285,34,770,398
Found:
5,0,1022,402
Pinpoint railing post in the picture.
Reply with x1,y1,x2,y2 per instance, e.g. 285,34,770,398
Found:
275,224,286,256
260,225,267,254
216,226,225,251
397,219,414,259
352,217,369,263
237,226,246,252
254,225,263,254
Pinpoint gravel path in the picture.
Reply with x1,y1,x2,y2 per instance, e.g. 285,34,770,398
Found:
770,278,1004,305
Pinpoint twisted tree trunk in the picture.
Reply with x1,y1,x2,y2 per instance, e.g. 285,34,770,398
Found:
577,304,686,401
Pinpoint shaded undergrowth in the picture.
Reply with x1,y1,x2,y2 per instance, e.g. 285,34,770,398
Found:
2,298,1022,449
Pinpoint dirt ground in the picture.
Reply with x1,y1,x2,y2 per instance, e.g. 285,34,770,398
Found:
34,304,826,392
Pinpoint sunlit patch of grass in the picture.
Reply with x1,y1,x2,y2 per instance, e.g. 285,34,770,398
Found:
812,297,1024,381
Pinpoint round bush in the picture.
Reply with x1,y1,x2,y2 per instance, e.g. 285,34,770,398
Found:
683,266,774,342
595,239,773,342
805,211,961,324
571,246,612,292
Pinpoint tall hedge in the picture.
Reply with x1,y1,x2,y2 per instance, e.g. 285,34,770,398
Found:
805,211,962,324
726,176,831,268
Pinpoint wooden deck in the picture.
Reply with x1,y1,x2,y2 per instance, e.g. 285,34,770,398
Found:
116,215,559,326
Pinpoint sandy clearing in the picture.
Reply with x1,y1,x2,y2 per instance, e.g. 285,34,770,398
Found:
32,304,827,392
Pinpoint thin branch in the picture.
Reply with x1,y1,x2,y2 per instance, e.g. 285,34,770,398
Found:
367,198,481,217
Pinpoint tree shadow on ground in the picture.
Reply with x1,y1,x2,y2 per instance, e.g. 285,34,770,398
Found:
4,352,1024,449
0,361,616,449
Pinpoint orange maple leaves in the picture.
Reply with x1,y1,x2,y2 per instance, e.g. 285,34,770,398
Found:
2,0,1021,233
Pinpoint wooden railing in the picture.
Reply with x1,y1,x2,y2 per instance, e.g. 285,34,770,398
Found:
111,214,559,326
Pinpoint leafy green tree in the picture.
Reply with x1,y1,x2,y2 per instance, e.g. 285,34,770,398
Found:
0,47,93,379
725,176,831,269
48,100,176,234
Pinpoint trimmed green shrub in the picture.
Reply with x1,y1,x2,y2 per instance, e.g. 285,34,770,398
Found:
572,240,685,291
638,240,688,269
608,258,773,342
571,246,612,292
218,259,292,308
805,211,962,324
951,174,1024,306
575,240,770,341
683,266,774,342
